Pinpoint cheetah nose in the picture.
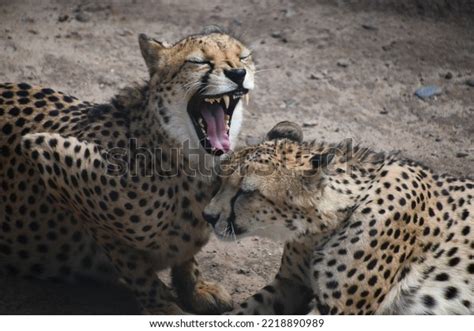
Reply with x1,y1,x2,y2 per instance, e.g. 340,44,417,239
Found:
224,68,246,86
202,211,220,227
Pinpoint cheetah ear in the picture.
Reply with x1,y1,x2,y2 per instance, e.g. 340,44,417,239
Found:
138,33,169,75
266,121,303,143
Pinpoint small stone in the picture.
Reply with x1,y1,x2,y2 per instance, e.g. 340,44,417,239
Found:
282,8,296,18
75,12,90,23
232,19,242,26
337,59,349,68
379,109,389,115
444,72,453,79
237,268,249,275
415,85,442,100
302,122,317,128
362,24,378,31
465,79,474,87
58,14,69,22
456,152,468,158
270,31,287,43
271,31,282,39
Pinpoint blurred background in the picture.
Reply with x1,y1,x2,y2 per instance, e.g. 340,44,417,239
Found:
0,0,473,314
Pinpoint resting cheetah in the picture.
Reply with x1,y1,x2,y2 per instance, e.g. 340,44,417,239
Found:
0,28,255,314
204,122,473,314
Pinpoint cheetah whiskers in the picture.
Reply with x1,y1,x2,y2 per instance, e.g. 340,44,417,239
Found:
229,222,238,243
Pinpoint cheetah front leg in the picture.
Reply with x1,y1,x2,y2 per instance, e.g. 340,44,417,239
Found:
21,133,187,314
231,239,314,315
172,257,233,314
102,239,188,314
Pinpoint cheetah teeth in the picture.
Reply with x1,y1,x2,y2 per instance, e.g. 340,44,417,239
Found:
204,94,249,107
223,95,230,109
204,97,221,104
225,114,230,130
204,96,229,109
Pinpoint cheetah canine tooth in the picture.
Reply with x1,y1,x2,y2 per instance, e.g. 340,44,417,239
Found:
223,95,230,109
244,94,249,105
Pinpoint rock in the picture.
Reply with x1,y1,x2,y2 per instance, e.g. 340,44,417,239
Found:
232,19,242,26
382,41,396,52
362,24,378,31
271,31,282,39
75,12,90,23
270,31,288,43
379,109,389,115
456,152,468,158
337,59,349,68
444,72,453,79
302,122,317,128
58,14,69,22
465,79,474,87
415,85,442,100
282,8,296,18
64,31,82,40
237,268,250,275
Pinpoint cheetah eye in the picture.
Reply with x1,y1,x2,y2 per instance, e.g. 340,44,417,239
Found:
185,59,211,65
239,54,251,61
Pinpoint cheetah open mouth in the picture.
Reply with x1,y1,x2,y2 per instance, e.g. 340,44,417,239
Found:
187,89,249,156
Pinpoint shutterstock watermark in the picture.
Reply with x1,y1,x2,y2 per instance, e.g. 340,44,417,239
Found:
102,138,358,178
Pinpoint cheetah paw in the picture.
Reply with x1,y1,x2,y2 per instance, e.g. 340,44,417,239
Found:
184,280,233,314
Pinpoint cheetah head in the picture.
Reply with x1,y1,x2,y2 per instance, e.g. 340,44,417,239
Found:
204,122,353,242
139,27,255,156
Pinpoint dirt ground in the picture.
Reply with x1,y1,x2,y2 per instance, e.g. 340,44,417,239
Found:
0,0,472,314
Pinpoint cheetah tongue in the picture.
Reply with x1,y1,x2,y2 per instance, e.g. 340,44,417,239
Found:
201,104,230,152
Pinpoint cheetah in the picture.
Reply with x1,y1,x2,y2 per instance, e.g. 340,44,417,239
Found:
204,121,473,314
0,27,255,314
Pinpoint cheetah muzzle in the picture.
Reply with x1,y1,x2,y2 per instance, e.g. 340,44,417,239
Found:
187,85,249,156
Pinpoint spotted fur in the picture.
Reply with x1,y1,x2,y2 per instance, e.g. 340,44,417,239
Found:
0,29,255,314
205,122,473,315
